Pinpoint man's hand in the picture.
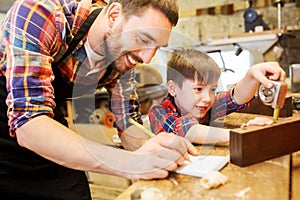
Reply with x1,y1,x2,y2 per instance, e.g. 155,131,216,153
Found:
136,132,199,164
120,125,151,151
119,132,199,180
118,126,199,180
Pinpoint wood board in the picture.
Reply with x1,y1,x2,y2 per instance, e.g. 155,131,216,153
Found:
230,116,300,167
116,146,290,200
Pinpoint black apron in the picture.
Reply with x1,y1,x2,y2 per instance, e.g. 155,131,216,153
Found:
0,8,103,200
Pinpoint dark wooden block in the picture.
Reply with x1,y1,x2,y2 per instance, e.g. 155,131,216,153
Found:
230,116,300,167
244,96,293,117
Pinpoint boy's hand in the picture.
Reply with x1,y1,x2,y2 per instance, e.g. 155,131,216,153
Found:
241,116,273,128
233,61,286,106
249,62,286,88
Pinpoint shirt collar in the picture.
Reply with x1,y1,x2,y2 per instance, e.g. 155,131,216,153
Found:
84,37,105,75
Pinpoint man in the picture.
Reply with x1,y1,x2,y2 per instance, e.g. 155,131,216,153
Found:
0,0,198,199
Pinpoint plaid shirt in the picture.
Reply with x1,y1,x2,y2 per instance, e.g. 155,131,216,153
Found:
148,87,250,137
0,0,141,136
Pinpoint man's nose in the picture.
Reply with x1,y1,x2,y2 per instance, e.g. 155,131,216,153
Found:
139,47,157,64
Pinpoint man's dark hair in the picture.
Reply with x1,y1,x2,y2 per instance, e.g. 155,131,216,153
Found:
107,0,179,26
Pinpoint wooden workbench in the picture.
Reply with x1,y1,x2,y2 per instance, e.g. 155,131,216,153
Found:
116,111,300,200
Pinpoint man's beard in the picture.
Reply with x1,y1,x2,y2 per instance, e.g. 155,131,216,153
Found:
102,26,130,73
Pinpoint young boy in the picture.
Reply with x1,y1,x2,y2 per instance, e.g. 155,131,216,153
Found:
148,49,285,144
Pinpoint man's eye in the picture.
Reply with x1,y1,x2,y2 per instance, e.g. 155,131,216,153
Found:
137,36,150,44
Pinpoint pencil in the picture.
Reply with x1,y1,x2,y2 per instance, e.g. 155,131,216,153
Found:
273,107,280,121
128,118,191,163
128,118,156,137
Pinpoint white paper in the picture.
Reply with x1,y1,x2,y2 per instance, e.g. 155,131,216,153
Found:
175,155,229,178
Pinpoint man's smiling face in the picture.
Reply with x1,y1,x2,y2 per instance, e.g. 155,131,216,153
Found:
103,6,172,73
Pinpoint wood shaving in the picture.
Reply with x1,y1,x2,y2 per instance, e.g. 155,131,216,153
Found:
140,188,165,200
199,171,228,189
235,187,251,198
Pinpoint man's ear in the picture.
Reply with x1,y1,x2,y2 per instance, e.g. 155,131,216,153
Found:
167,80,177,97
107,3,122,29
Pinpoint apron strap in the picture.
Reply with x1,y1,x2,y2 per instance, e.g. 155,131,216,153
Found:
0,76,9,138
52,8,102,67
51,8,102,100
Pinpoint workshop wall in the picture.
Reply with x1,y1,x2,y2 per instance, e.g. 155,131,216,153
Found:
0,13,5,22
174,3,300,42
1,3,298,44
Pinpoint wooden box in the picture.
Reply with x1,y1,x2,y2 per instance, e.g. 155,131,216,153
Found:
244,96,293,118
230,116,300,167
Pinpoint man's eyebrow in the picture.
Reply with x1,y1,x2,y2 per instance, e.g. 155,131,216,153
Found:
140,31,156,43
139,31,169,48
160,44,169,48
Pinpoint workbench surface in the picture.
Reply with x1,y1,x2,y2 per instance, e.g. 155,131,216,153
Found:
116,112,300,200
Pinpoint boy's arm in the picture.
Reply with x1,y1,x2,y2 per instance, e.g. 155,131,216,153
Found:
233,62,286,105
149,104,198,137
149,104,227,144
185,124,229,144
185,116,274,144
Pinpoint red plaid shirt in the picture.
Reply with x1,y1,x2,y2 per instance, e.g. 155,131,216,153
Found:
0,0,141,136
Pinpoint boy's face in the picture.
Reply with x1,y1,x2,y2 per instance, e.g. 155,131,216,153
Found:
170,79,217,118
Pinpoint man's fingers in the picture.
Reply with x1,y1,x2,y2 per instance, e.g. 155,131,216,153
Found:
132,169,169,181
154,133,198,160
185,139,200,156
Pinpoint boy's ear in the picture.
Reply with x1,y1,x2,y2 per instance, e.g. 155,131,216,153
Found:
167,80,177,97
107,3,122,29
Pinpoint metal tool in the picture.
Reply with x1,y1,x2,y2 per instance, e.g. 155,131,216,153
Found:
272,0,285,31
258,80,288,120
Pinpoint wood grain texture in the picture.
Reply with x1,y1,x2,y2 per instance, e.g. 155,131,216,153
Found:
116,112,293,200
292,151,300,200
244,96,293,118
116,146,290,200
230,116,300,167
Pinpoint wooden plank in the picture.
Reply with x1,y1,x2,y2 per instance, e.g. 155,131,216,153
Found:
253,0,269,8
116,113,290,200
221,4,234,15
178,0,247,17
244,96,293,118
89,184,126,200
179,10,197,18
228,29,282,38
292,151,300,200
116,146,290,200
233,1,249,11
230,116,300,167
88,172,131,189
178,0,243,11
